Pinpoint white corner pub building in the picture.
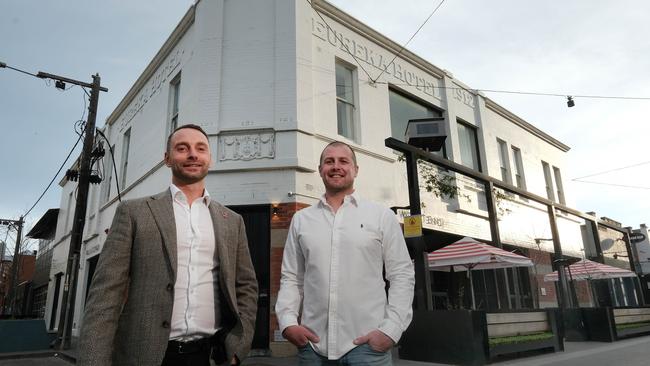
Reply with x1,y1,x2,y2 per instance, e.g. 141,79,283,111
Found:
44,0,640,356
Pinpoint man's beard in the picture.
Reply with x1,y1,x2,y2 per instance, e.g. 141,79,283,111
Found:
171,165,208,184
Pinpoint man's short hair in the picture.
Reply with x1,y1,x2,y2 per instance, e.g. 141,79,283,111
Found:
319,141,357,166
166,124,209,153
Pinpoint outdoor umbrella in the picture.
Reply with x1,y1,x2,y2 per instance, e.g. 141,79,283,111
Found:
543,259,637,306
427,237,533,309
543,259,636,282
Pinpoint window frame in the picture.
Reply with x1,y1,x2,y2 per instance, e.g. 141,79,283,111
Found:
542,161,555,201
388,84,447,146
457,120,482,172
511,146,526,189
100,144,115,204
335,59,358,141
65,191,74,233
496,138,511,184
168,73,181,136
553,166,566,204
120,128,131,189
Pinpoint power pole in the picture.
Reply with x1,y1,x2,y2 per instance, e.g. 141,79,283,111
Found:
9,217,24,317
0,64,107,340
33,72,108,350
1,217,24,317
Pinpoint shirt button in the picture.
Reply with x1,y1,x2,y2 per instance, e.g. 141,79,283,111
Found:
162,321,170,328
166,283,173,291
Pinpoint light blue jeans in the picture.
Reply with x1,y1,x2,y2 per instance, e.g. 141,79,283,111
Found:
298,344,392,366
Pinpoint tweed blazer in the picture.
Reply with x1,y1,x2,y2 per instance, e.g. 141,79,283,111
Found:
78,189,258,366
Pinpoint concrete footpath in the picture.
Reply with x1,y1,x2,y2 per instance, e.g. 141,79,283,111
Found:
1,335,649,366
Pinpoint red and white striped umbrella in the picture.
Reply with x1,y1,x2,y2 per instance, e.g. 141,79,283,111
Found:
427,236,533,271
544,259,636,282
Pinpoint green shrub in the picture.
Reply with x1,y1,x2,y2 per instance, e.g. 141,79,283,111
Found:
616,322,650,331
489,332,554,347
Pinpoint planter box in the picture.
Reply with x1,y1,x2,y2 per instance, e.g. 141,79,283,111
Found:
486,309,563,358
564,306,650,342
399,310,488,366
399,309,563,365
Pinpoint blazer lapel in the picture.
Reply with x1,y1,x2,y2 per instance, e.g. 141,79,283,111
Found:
148,189,178,280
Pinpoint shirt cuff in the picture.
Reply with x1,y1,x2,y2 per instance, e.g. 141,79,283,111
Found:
278,314,300,334
378,319,403,344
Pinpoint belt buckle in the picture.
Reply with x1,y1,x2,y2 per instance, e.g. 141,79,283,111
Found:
177,341,190,354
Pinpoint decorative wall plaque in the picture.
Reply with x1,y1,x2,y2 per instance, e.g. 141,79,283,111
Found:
218,129,276,161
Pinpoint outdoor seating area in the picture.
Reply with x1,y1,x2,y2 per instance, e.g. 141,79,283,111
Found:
398,232,650,364
398,237,569,364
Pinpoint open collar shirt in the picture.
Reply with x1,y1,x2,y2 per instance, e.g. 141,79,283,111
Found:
276,192,415,359
169,184,218,341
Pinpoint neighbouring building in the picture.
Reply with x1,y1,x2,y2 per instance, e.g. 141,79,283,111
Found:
25,209,59,319
43,0,642,355
1,251,36,317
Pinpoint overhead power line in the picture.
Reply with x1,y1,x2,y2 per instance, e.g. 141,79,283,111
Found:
369,79,650,101
22,85,90,218
374,0,447,83
23,132,84,218
306,0,375,82
306,0,448,85
96,129,122,202
572,161,650,181
0,63,39,78
475,88,650,101
299,58,650,102
572,179,650,190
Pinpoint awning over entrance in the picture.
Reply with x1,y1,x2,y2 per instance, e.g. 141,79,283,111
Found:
544,259,637,282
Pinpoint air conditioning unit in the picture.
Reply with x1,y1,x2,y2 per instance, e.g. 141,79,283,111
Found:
405,117,447,151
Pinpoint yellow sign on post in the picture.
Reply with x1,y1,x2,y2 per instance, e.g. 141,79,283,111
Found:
403,215,423,238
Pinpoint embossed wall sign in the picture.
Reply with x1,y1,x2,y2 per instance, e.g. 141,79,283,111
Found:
312,18,441,99
218,130,276,161
117,48,185,132
453,87,476,108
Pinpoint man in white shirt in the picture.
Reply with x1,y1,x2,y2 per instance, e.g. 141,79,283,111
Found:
79,124,258,366
276,141,415,365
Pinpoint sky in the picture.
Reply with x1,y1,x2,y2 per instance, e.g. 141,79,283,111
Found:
1,0,649,252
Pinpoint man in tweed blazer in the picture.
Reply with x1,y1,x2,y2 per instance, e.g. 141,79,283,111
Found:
78,124,258,366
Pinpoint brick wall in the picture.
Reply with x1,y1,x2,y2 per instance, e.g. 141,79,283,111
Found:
528,248,559,308
574,280,593,306
269,202,309,355
271,202,309,230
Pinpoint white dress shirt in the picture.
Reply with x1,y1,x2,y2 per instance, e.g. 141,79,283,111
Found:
169,185,218,340
276,192,415,359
